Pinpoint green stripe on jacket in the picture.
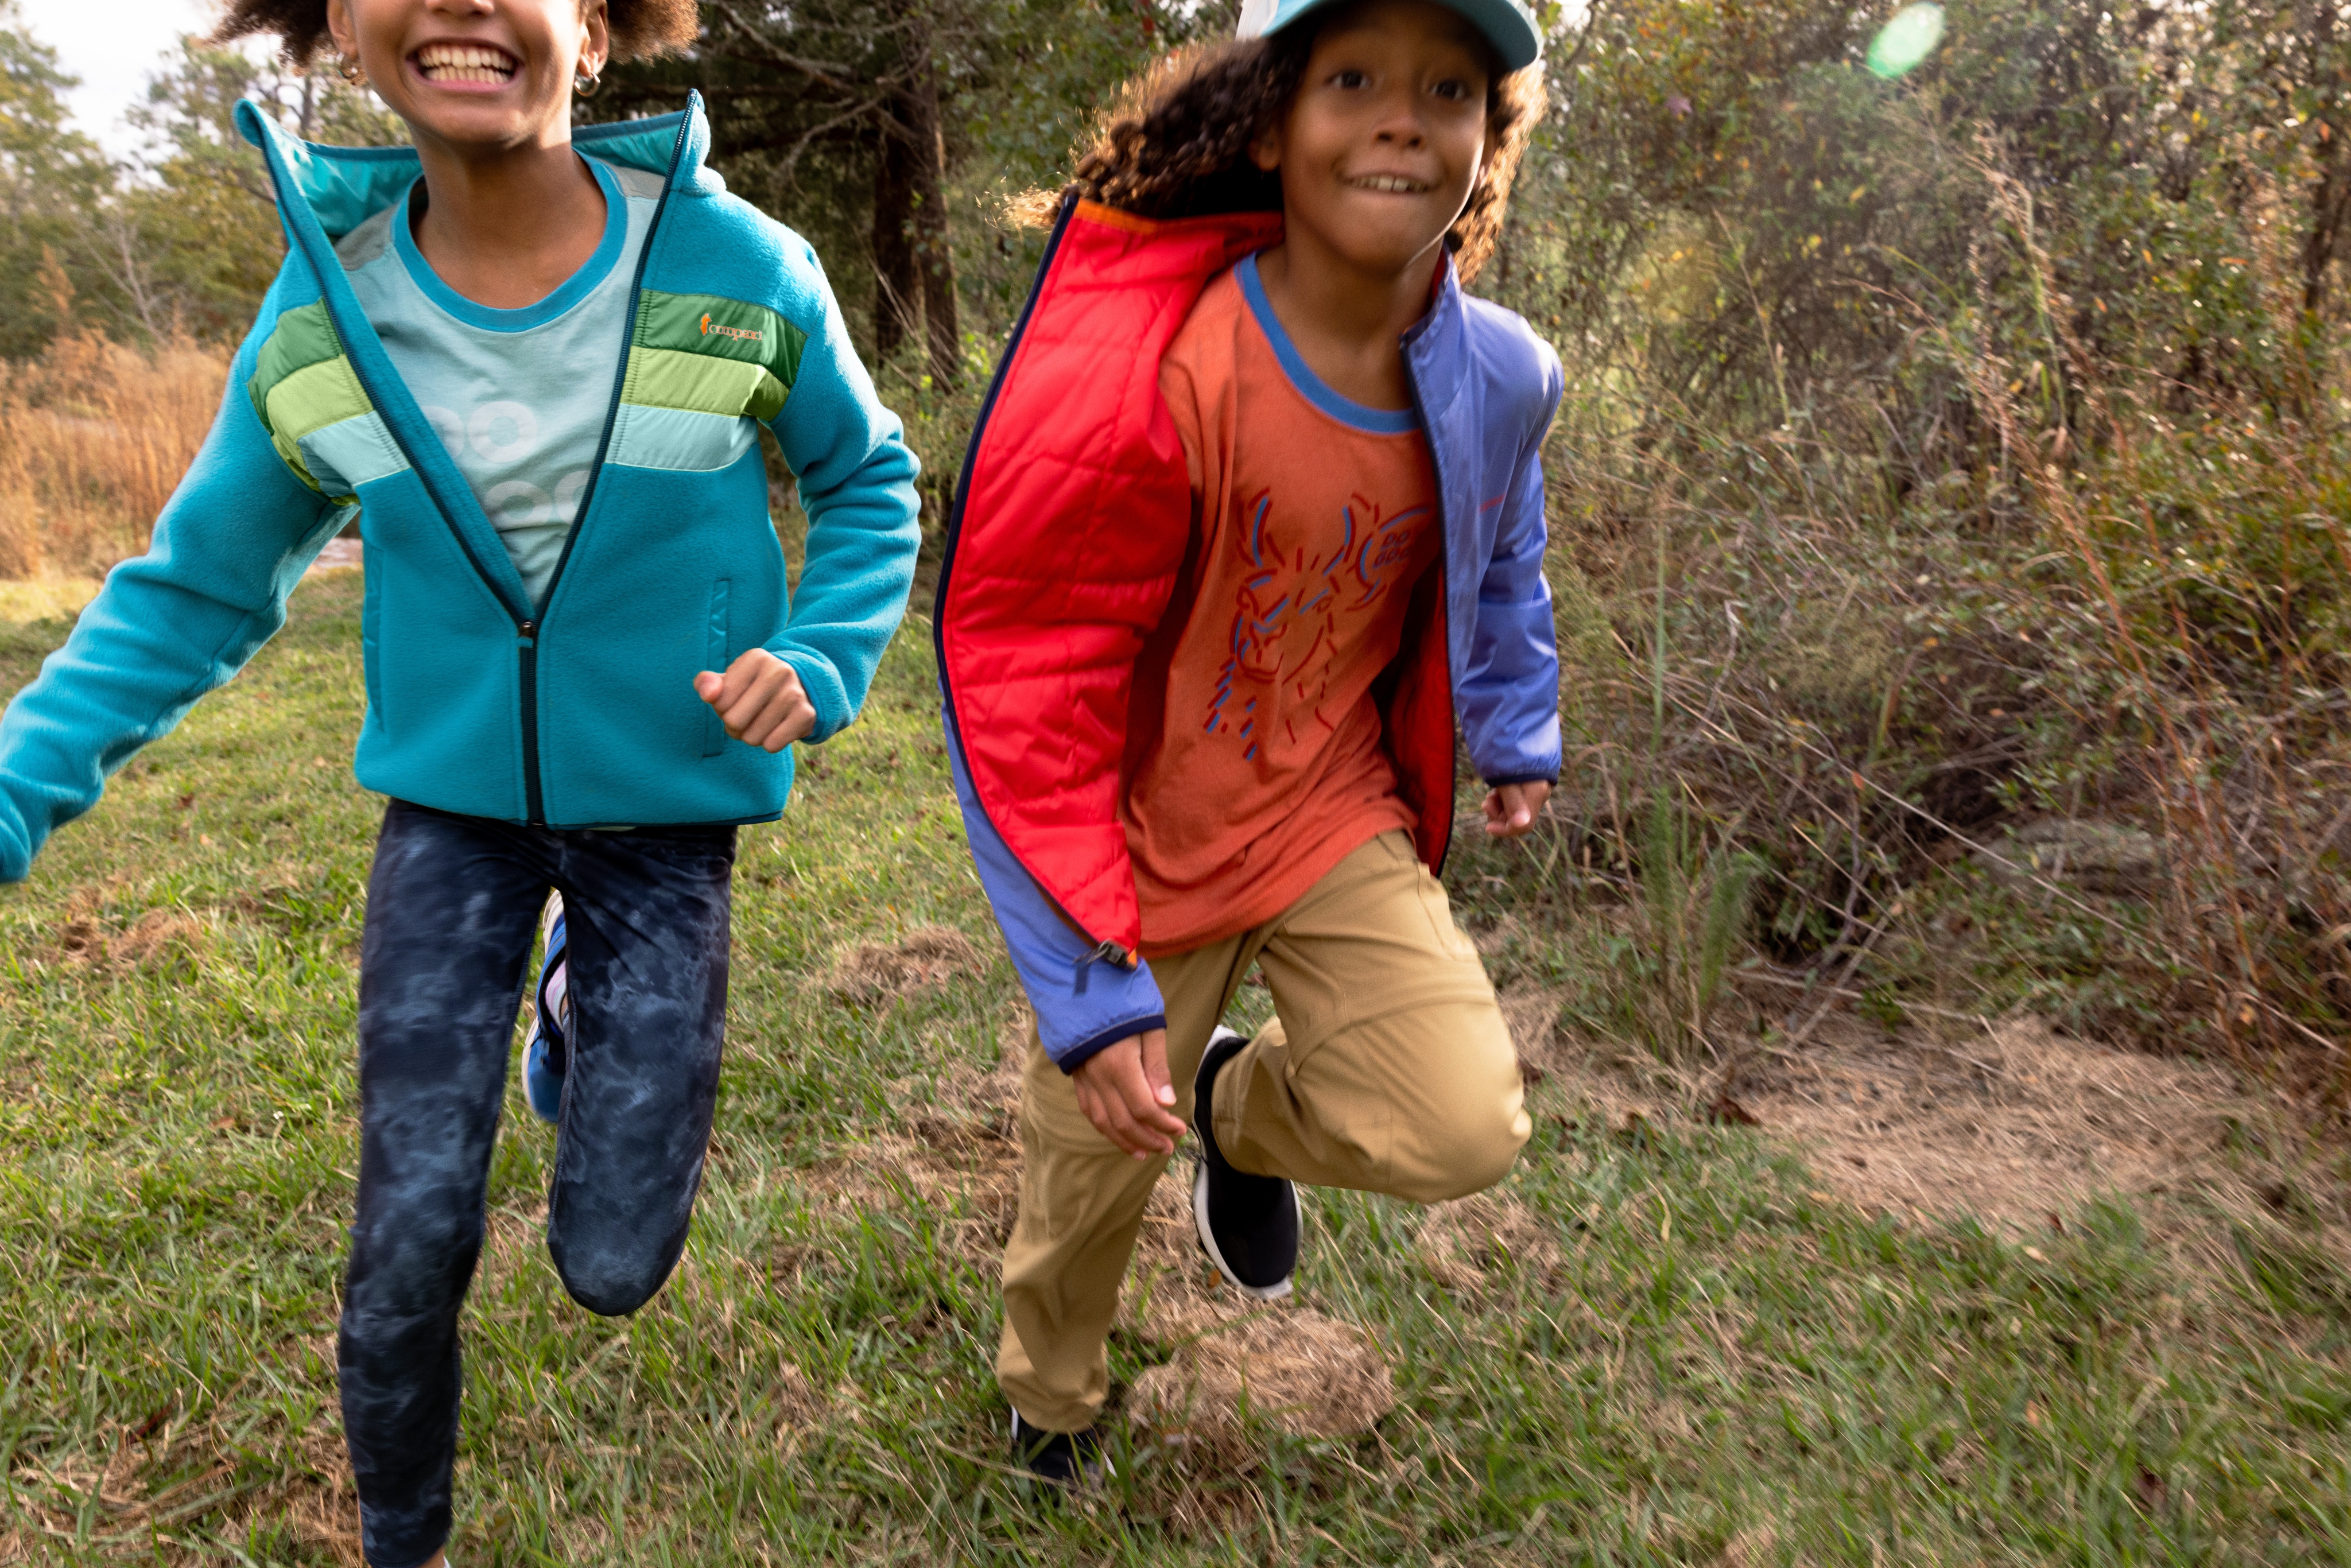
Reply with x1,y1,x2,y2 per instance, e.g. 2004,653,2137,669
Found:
627,289,806,421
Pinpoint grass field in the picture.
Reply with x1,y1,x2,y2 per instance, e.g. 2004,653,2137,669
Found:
3,572,2350,1566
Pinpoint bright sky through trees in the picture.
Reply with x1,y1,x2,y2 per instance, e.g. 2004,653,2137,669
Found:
21,0,219,156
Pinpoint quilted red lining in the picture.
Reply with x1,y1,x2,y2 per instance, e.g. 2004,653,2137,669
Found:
941,200,1456,956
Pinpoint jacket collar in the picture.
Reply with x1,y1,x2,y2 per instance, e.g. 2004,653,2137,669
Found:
233,93,709,241
1402,251,1469,426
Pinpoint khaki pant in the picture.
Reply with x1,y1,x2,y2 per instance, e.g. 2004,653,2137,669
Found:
996,830,1530,1431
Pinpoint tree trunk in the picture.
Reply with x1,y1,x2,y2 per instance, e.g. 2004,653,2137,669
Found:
871,113,919,364
2302,0,2350,319
902,55,960,389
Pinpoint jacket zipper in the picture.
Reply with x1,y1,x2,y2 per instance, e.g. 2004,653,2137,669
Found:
514,111,696,824
263,106,699,828
932,193,1139,967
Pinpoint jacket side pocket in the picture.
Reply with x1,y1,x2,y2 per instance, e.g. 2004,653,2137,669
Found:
701,577,731,757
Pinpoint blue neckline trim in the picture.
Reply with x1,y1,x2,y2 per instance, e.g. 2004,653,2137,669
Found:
391,154,627,332
1235,253,1419,435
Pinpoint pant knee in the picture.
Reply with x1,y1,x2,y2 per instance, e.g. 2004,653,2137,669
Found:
551,1232,677,1317
1392,1078,1529,1202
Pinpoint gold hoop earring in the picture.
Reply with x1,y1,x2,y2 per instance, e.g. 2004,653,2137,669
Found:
337,53,367,87
574,68,602,98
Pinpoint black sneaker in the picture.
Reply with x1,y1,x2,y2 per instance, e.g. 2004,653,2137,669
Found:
1009,1411,1111,1485
1191,1027,1301,1300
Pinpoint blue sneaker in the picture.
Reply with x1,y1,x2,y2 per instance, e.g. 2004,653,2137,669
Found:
522,896,570,1123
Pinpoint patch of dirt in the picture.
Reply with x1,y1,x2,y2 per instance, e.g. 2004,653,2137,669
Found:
823,926,984,1007
812,1007,1029,1266
1127,1307,1395,1464
1514,982,2347,1257
1415,1191,1564,1291
46,901,210,971
1731,1013,2263,1232
306,536,363,576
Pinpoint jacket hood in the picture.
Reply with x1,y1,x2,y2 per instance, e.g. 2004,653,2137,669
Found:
233,94,712,241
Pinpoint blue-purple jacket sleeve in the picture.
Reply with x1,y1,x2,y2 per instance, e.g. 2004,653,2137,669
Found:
1458,355,1565,786
944,704,1166,1071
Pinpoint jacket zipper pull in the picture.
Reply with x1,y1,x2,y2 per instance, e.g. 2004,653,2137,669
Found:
518,620,536,643
1073,938,1134,993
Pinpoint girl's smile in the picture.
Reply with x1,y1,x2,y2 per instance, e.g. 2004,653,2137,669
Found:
332,0,607,153
411,39,523,88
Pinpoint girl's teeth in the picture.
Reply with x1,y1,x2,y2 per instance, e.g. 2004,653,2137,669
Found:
417,45,516,82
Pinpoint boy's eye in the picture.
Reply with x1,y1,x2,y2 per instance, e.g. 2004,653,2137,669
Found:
1330,68,1371,89
1430,77,1473,102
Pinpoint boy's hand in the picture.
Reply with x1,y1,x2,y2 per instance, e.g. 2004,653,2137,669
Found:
694,650,815,752
1482,780,1552,839
1070,1029,1185,1159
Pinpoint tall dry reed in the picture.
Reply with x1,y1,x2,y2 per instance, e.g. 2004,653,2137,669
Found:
0,332,231,580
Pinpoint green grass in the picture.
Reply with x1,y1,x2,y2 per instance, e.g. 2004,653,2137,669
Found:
3,574,2349,1565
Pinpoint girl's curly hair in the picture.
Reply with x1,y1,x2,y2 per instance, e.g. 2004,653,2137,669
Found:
1012,21,1545,285
210,0,699,68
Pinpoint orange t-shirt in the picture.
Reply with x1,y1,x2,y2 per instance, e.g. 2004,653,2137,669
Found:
1123,255,1441,955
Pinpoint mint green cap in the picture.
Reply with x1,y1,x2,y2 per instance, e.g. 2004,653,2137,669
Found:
1236,0,1543,72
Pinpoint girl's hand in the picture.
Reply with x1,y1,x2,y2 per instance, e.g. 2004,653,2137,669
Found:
694,651,815,752
1070,1029,1185,1159
1482,780,1551,839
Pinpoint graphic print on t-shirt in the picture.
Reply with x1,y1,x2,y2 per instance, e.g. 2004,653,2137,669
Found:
312,153,659,606
1123,254,1442,953
418,400,592,539
1209,490,1435,761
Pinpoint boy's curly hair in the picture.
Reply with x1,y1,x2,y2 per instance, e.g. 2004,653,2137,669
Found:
210,0,699,68
1011,22,1545,285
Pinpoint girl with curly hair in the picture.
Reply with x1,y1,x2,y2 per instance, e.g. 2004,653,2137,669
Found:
0,2,921,1562
936,0,1561,1481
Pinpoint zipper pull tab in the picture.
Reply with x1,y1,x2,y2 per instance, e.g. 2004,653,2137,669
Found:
1072,938,1134,996
518,620,536,643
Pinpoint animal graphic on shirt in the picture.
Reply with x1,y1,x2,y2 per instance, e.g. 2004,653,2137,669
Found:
1205,488,1432,760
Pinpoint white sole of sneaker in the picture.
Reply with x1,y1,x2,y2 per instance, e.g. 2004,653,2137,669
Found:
1191,1161,1298,1302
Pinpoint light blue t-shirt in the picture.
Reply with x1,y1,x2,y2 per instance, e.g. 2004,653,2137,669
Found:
322,154,658,606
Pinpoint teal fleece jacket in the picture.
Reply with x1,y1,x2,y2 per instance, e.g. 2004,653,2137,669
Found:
0,94,920,880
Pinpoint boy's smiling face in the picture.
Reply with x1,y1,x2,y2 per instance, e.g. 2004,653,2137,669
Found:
1252,0,1497,279
328,0,610,153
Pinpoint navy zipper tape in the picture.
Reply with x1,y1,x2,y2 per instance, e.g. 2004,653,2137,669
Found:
521,102,696,823
538,106,694,616
932,192,1135,968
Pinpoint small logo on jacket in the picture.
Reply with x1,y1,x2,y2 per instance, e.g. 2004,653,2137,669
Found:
700,312,763,343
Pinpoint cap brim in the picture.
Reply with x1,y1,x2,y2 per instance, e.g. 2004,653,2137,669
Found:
1247,0,1543,72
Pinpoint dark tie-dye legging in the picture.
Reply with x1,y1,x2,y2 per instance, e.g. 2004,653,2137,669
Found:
342,800,735,1568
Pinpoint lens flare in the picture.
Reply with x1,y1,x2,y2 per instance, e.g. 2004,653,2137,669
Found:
1866,2,1946,79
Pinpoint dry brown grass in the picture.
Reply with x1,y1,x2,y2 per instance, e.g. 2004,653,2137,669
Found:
822,926,985,1008
0,332,230,581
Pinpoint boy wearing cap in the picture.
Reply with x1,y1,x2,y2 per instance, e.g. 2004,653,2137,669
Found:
934,0,1560,1479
